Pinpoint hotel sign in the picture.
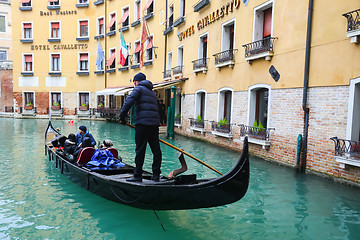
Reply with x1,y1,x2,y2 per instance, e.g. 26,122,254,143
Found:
178,0,240,41
40,10,78,16
31,43,88,51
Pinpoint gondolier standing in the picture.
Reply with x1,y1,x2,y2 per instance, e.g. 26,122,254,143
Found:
119,72,162,182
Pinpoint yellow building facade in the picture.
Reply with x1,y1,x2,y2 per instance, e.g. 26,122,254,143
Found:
11,0,360,184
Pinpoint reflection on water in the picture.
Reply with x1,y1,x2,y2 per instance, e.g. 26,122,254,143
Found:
0,118,360,239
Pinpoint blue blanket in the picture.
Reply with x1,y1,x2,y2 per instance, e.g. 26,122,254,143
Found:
86,149,125,170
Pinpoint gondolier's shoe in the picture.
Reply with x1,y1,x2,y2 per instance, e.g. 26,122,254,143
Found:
127,176,142,182
151,175,160,182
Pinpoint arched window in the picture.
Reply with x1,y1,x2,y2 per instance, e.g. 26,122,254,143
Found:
195,90,206,120
248,84,271,128
218,88,233,123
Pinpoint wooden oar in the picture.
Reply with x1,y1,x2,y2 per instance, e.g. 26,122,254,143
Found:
125,123,223,175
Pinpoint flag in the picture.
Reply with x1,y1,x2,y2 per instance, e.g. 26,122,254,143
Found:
96,40,104,70
140,17,149,68
119,32,128,66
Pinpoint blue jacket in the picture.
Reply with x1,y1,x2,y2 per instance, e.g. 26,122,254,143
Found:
119,80,160,126
76,131,96,147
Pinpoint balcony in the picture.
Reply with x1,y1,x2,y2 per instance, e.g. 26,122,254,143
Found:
163,70,172,80
213,49,237,70
242,37,277,62
189,118,205,133
172,66,183,77
194,0,210,12
96,107,121,120
211,121,233,139
343,9,360,43
330,137,360,168
192,58,208,74
239,124,275,149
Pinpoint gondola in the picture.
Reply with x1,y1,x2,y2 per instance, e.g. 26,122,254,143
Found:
44,120,249,210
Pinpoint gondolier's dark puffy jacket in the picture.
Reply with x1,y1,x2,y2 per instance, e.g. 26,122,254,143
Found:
119,80,160,126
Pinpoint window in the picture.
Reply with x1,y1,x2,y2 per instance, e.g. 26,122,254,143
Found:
107,12,116,32
145,35,154,61
50,53,61,72
199,34,208,60
218,88,233,123
145,0,154,15
50,21,60,39
78,0,88,3
134,41,140,64
79,53,89,71
0,50,6,61
22,22,32,39
0,15,5,33
253,2,273,42
23,54,33,72
177,45,184,67
248,85,270,129
107,48,116,69
20,0,32,7
79,92,89,108
79,20,88,37
168,4,174,27
221,20,235,52
24,92,34,107
120,7,130,28
48,0,60,6
51,92,61,107
195,90,206,120
179,0,185,17
97,95,105,107
134,0,141,21
347,78,360,141
122,44,130,67
167,51,172,73
97,17,104,36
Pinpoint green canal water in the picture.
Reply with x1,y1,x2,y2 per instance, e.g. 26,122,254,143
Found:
1,118,360,240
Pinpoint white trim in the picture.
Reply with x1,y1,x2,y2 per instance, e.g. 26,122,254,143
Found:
77,19,89,38
109,11,117,31
247,84,272,128
177,44,184,67
179,0,186,17
77,91,91,108
198,32,208,59
48,0,60,6
96,16,105,36
108,47,117,69
77,0,89,3
134,0,141,21
78,52,90,72
133,40,140,64
221,18,236,52
21,21,33,40
49,91,62,107
49,52,61,73
252,0,274,42
0,14,6,34
21,0,32,7
145,34,154,62
194,89,207,119
23,91,35,107
121,5,130,27
217,87,234,123
49,20,61,39
22,53,34,73
167,51,173,71
346,77,360,140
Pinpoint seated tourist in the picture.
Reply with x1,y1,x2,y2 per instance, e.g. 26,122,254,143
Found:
76,125,96,148
73,137,94,160
100,139,113,149
64,133,77,161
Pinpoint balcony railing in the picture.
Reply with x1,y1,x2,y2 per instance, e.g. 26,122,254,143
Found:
192,58,208,73
330,137,360,158
163,70,172,79
213,49,237,66
96,107,121,119
189,118,204,129
174,117,181,125
342,9,360,32
172,65,183,76
211,121,232,134
239,124,274,141
242,37,277,59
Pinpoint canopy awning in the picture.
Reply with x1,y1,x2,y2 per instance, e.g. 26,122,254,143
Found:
106,53,116,66
115,87,133,96
119,10,129,24
153,79,183,90
107,17,116,29
143,0,153,11
20,0,31,3
96,87,126,96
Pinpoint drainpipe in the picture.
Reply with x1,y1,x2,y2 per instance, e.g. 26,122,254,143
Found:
300,0,314,173
104,0,107,88
163,0,168,78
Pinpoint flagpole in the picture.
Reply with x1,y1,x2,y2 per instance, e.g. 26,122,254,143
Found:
104,0,107,88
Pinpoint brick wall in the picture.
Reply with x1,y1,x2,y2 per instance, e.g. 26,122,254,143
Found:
0,66,13,112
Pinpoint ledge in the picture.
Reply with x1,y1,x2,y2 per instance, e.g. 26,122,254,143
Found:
245,51,274,63
190,126,205,134
19,7,32,11
174,123,182,128
119,26,129,32
144,12,154,21
346,29,360,43
173,16,185,27
193,67,207,74
48,38,61,42
47,6,60,10
164,27,173,35
143,61,153,67
335,156,360,169
21,72,34,76
106,31,116,37
94,0,104,5
76,3,89,8
20,39,33,43
94,35,104,40
76,71,89,75
194,0,210,12
49,72,62,76
106,69,116,73
131,20,141,27
94,70,104,74
215,60,235,70
131,64,140,69
76,37,89,41
211,131,233,139
241,136,271,149
118,67,129,71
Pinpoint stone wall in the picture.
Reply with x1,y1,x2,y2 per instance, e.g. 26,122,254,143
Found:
0,61,13,112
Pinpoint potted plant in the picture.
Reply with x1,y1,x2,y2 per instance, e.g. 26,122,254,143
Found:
97,102,104,109
24,102,33,110
175,113,181,124
51,102,61,111
252,120,266,139
79,103,89,111
196,114,204,128
217,117,229,132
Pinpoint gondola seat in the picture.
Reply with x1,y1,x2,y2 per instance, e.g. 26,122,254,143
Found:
107,147,119,159
77,147,96,164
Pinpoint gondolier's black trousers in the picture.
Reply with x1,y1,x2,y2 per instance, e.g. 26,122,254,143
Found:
134,124,162,177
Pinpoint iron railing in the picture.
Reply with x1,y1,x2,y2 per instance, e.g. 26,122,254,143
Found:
239,124,274,141
192,58,208,71
172,65,183,75
174,118,181,125
189,118,204,129
211,121,232,134
330,137,360,158
163,70,172,79
242,37,278,58
343,9,360,32
213,49,237,65
96,107,121,119
4,106,13,112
